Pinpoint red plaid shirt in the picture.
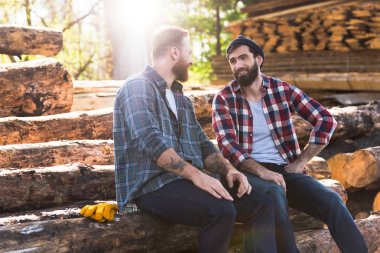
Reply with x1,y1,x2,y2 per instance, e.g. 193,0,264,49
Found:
212,74,337,167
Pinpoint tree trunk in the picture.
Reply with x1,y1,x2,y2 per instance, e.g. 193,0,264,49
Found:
0,58,73,117
0,164,115,212
0,25,63,56
0,140,114,169
0,108,113,145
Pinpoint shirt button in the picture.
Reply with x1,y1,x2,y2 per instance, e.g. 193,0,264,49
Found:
249,115,252,118
249,134,252,137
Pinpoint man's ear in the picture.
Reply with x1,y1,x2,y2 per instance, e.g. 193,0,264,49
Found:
256,55,263,67
170,47,179,61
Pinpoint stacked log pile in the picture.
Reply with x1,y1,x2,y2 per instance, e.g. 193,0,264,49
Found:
227,1,380,53
0,25,72,116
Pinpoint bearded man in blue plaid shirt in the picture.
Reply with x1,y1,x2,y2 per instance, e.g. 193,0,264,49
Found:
113,26,279,253
212,35,368,253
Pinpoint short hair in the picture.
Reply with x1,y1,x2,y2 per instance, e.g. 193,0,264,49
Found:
151,26,189,60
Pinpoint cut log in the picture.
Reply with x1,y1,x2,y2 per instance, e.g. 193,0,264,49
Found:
0,209,378,253
0,108,113,145
346,189,379,220
328,146,380,190
344,147,380,189
305,156,331,179
374,192,380,211
0,164,115,212
0,140,114,169
0,25,63,56
0,58,73,117
328,153,354,189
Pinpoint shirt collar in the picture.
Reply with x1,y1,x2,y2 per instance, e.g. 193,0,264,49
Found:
144,65,183,93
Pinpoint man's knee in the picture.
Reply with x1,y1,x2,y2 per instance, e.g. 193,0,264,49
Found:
202,201,237,226
266,184,288,209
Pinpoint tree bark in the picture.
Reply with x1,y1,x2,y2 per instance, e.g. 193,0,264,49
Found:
0,25,63,56
0,108,112,145
0,164,115,212
0,58,73,117
0,140,114,169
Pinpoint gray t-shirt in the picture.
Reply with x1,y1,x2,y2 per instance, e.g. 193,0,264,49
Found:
248,100,286,165
165,88,177,119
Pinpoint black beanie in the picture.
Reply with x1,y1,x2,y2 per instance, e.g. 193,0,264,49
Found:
226,35,264,67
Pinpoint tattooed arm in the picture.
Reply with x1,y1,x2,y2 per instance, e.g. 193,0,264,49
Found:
204,153,252,198
156,148,233,201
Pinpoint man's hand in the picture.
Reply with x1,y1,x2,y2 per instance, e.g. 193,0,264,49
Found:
284,160,306,174
240,159,286,192
258,168,287,192
191,171,234,201
226,170,252,198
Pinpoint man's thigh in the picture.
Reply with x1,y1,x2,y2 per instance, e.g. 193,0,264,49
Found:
284,173,341,219
135,179,235,227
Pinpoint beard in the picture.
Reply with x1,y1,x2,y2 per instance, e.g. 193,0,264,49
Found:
233,59,259,87
172,59,189,82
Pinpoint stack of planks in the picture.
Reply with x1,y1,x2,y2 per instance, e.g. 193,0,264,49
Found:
227,1,380,53
0,85,379,251
0,25,72,116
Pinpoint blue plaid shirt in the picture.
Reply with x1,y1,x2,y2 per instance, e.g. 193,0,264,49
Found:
113,66,218,212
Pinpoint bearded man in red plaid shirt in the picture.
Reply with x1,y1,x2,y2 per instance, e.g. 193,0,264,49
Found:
212,35,368,253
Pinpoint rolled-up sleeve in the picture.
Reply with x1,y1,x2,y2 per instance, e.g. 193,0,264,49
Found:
117,79,172,161
288,84,337,146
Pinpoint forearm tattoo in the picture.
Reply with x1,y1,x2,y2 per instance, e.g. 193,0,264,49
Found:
164,157,187,172
204,153,228,175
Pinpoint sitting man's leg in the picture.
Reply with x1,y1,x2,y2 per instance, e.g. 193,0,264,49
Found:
284,172,368,253
134,179,236,253
224,179,277,253
242,171,298,253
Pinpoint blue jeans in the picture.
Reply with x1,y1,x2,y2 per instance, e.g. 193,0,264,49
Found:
247,163,368,253
135,179,277,253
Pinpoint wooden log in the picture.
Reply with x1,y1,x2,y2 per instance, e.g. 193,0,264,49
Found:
0,108,113,145
328,146,380,190
374,192,380,211
0,209,378,253
345,147,380,189
0,140,114,169
0,25,63,57
0,58,73,117
346,189,379,220
328,153,354,189
294,103,378,146
305,156,331,180
0,164,115,212
0,213,200,253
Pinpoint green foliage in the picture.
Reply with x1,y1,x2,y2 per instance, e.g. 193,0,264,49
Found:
168,0,245,84
0,0,112,80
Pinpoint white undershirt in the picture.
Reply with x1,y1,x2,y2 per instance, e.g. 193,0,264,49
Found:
165,88,177,119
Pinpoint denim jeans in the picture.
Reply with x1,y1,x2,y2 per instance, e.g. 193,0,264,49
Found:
248,162,368,253
135,179,277,253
